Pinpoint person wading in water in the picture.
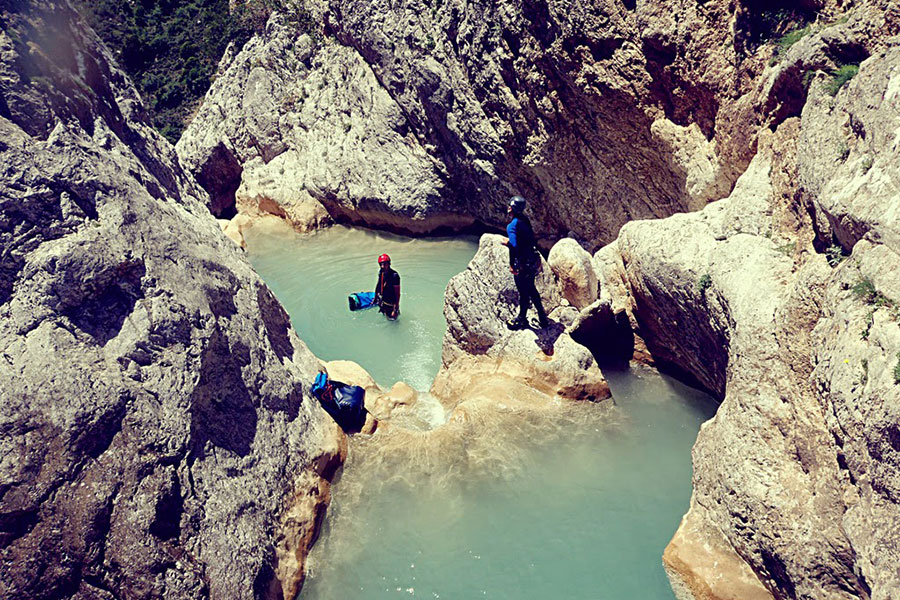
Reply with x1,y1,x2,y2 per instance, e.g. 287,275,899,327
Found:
374,253,400,320
502,195,548,330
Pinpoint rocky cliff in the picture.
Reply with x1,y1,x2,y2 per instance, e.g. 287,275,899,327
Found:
180,0,869,246
578,33,900,599
180,1,900,597
0,2,342,599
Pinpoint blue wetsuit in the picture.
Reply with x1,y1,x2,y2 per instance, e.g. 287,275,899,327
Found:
506,216,546,324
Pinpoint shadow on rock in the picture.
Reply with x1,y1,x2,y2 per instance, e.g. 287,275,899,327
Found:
189,327,257,457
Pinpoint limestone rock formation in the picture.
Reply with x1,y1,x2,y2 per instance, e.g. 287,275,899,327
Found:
183,0,887,247
547,238,598,310
574,35,900,598
0,3,342,599
177,15,464,234
435,234,610,405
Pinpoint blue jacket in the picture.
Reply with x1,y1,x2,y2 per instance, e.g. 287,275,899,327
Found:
506,216,538,272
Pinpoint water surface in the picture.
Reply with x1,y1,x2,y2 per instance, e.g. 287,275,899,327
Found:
245,223,717,600
245,223,478,389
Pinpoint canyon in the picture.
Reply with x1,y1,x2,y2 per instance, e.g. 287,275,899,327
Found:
3,0,900,599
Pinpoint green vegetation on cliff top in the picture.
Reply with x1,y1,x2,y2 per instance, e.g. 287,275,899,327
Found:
74,0,316,144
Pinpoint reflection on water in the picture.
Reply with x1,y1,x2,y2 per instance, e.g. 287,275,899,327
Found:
245,223,717,600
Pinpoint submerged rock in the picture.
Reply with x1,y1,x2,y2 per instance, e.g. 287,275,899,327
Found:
0,3,342,598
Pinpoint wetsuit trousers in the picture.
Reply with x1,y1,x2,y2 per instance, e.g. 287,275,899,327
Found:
514,269,547,322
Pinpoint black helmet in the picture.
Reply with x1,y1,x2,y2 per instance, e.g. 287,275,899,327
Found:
508,195,526,215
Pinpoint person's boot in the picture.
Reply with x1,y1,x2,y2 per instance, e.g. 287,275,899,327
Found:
529,316,550,329
507,316,528,330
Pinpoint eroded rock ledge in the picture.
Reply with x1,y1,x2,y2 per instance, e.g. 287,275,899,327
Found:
572,39,900,599
1,3,343,598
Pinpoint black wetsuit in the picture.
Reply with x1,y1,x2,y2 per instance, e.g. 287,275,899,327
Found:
375,267,400,317
507,216,547,324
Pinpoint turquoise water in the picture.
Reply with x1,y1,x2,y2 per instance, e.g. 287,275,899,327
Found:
245,223,717,600
244,223,480,390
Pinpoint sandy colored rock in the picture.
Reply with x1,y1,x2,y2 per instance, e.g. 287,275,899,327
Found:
222,213,254,249
664,504,774,600
547,238,598,310
436,234,610,406
323,359,380,395
236,152,332,233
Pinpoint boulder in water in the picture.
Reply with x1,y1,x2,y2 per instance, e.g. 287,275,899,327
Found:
436,234,610,406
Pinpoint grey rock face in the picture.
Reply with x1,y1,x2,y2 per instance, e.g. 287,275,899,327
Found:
177,16,462,233
0,3,342,599
185,0,862,247
798,45,900,251
583,39,900,598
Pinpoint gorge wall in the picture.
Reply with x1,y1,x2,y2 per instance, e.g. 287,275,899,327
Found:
178,0,843,246
0,2,343,599
6,0,900,598
587,36,900,600
178,0,900,597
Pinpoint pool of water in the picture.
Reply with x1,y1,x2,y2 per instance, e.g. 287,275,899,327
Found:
244,222,717,600
244,223,479,390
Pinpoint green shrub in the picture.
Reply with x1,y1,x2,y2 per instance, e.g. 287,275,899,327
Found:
775,241,796,256
860,358,869,386
74,0,321,144
861,309,874,340
825,244,846,267
827,64,859,96
861,156,874,174
894,353,900,385
852,276,897,311
837,142,850,163
852,276,878,303
697,273,712,294
777,26,811,54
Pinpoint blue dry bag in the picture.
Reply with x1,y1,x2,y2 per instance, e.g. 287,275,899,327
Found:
348,291,376,311
311,371,367,432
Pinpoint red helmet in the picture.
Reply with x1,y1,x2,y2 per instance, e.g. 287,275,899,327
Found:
378,253,391,264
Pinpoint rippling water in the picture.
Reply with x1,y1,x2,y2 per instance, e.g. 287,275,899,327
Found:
245,222,480,390
245,222,717,600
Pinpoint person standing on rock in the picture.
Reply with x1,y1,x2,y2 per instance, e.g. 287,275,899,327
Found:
502,195,548,330
374,253,401,320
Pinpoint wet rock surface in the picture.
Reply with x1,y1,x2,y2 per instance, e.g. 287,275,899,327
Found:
0,3,342,599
